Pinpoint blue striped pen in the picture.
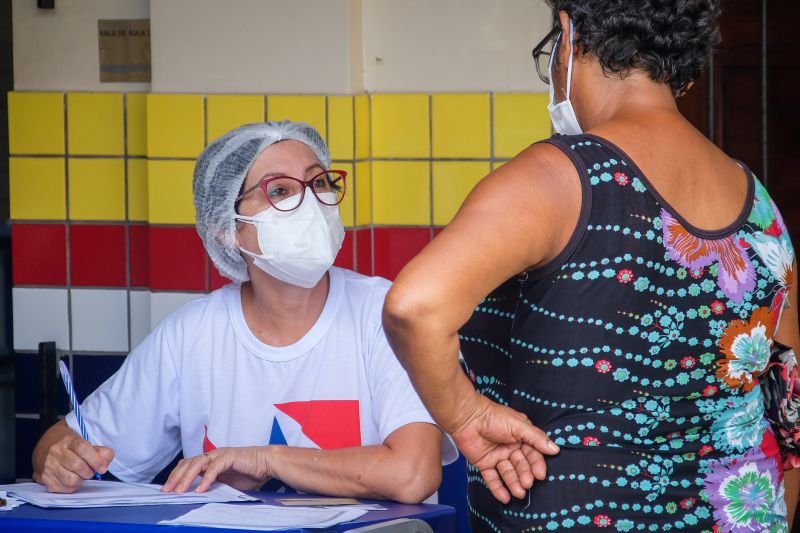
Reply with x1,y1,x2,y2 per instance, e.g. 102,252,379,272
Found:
58,360,102,480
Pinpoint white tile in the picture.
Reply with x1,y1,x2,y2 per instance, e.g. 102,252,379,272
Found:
71,289,128,353
13,288,69,351
149,292,203,330
129,290,151,349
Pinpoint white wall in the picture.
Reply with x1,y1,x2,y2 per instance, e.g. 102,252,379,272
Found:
149,0,359,94
12,0,150,92
362,0,553,93
13,0,554,94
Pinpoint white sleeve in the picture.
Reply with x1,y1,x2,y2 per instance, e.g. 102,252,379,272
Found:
365,290,458,465
65,321,181,482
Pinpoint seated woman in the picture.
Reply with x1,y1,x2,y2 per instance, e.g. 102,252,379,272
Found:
32,121,456,502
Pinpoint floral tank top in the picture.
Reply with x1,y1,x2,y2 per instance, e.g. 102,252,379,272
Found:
460,133,796,532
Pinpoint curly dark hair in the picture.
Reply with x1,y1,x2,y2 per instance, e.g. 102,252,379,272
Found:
546,0,721,94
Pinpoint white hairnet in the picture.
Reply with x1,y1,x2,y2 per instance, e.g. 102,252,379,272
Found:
193,121,331,283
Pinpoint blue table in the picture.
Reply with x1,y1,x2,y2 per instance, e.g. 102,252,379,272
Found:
0,491,456,532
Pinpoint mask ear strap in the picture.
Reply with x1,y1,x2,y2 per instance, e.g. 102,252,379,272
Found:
234,214,257,224
565,20,575,100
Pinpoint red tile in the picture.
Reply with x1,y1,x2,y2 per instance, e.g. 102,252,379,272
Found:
70,224,126,287
334,231,354,271
129,225,149,288
355,228,372,276
12,223,67,285
373,227,430,280
433,226,445,237
208,258,231,290
149,226,206,291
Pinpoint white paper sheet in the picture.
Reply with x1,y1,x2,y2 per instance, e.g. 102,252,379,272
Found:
0,480,259,508
0,490,26,511
158,503,368,530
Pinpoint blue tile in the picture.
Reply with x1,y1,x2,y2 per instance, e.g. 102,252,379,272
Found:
14,352,69,415
15,417,38,480
72,355,126,401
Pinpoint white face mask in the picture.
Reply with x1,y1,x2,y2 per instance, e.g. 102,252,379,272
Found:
547,20,583,135
235,191,345,288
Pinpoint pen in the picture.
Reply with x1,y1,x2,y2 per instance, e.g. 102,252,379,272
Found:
58,360,102,480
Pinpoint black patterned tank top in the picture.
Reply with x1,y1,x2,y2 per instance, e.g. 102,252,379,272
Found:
460,133,796,532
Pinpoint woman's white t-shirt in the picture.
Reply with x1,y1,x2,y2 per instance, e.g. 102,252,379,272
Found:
66,267,457,482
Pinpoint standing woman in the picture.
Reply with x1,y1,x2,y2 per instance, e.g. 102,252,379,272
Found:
384,1,800,531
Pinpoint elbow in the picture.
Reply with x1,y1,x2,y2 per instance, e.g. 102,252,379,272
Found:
382,286,428,340
386,464,442,504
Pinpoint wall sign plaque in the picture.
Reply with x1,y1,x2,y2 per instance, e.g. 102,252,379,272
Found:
98,19,151,82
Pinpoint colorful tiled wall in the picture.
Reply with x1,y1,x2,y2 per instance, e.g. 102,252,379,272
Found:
9,91,551,478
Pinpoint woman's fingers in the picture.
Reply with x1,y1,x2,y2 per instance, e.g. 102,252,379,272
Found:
61,447,96,480
474,444,536,502
161,457,192,492
509,415,559,456
480,466,511,504
48,455,84,492
162,456,208,493
521,444,548,481
68,438,113,474
196,456,227,493
177,458,209,493
164,449,267,494
509,447,534,489
496,458,526,499
161,463,183,492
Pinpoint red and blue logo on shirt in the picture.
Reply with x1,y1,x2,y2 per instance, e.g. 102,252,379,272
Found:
203,400,361,452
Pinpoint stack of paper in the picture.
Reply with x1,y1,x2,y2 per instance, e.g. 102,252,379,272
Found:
0,490,26,511
0,480,258,508
159,503,368,530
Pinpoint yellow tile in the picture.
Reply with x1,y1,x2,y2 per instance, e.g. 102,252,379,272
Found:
371,94,429,159
10,157,66,220
267,95,326,140
493,93,551,158
335,162,355,228
328,96,354,161
207,94,265,143
127,159,148,221
147,160,196,224
67,93,124,155
8,92,65,155
126,93,148,156
355,161,371,226
68,159,125,220
354,95,370,160
146,94,205,158
491,161,507,171
431,93,490,158
432,161,490,226
372,161,429,226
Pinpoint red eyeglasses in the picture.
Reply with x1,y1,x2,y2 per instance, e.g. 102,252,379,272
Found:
236,170,347,212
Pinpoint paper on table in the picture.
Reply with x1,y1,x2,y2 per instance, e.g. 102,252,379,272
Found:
276,497,360,506
158,503,368,530
0,490,26,511
0,480,258,508
276,497,387,511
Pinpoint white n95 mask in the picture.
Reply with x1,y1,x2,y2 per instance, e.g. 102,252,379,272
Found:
547,20,583,135
235,192,345,288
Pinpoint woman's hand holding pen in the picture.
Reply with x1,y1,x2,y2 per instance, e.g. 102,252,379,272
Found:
34,430,114,494
449,392,560,504
162,446,273,494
